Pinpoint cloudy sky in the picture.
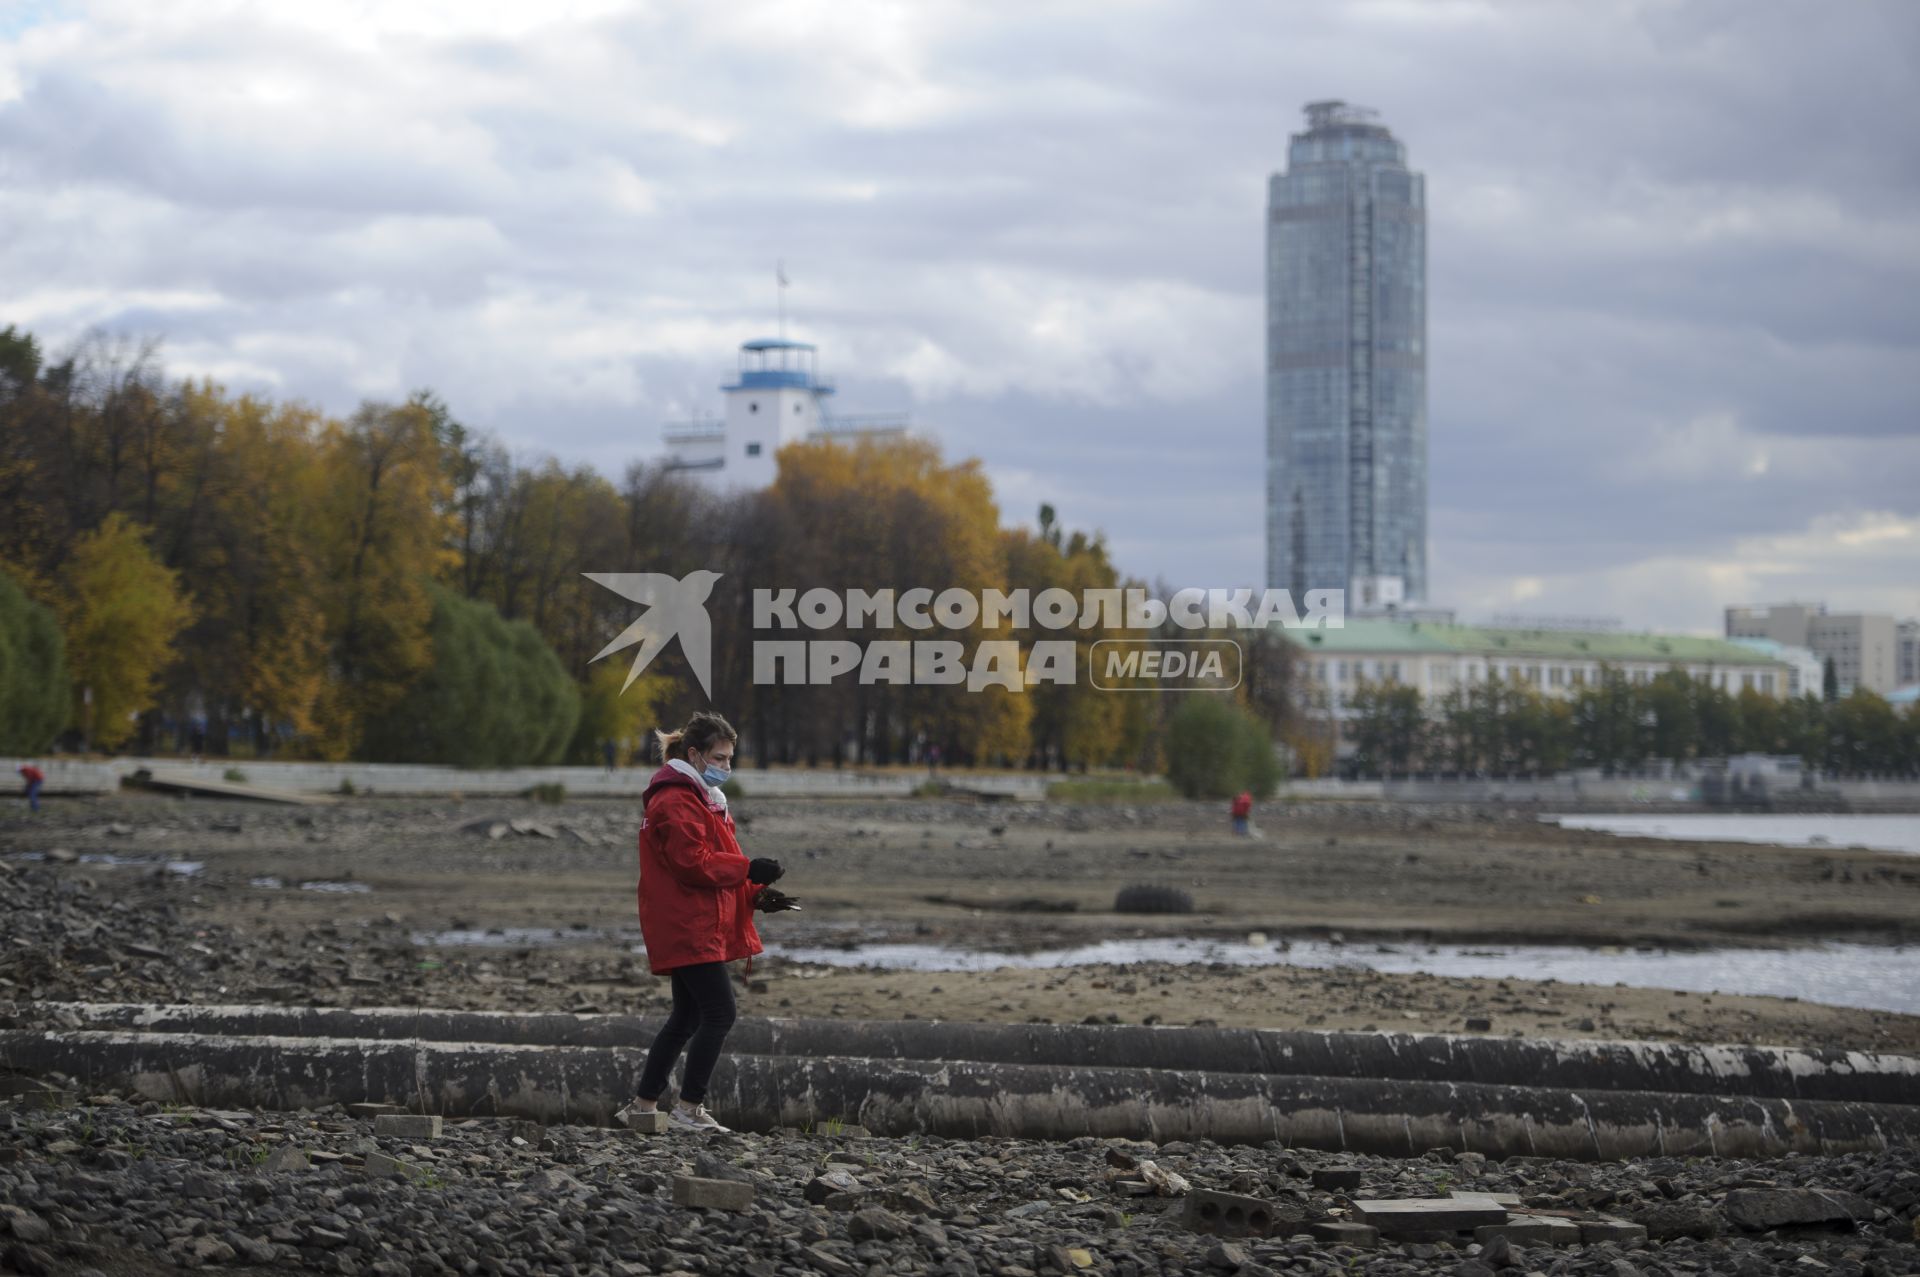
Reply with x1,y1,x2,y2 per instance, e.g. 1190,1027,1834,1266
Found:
3,0,1916,633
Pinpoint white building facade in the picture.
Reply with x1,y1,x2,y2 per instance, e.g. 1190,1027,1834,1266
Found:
1285,620,1795,725
662,338,905,490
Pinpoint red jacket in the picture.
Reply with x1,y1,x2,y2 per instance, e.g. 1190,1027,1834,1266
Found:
636,764,763,974
18,766,44,785
1230,792,1252,818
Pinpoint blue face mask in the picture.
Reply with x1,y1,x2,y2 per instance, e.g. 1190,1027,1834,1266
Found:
700,761,730,787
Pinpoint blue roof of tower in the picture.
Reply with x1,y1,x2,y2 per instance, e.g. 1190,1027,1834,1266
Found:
741,338,815,352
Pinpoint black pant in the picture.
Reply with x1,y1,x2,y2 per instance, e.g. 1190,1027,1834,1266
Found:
636,961,737,1105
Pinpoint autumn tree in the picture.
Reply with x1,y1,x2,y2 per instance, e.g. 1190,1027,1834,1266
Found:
1001,510,1140,771
307,401,452,757
57,514,192,749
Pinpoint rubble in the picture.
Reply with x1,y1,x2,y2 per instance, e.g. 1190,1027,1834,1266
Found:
0,1088,1915,1275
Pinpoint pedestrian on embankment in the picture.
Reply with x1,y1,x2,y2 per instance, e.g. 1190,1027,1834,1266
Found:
18,763,44,813
620,711,794,1133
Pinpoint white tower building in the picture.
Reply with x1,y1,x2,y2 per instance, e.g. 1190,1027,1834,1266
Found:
662,337,903,490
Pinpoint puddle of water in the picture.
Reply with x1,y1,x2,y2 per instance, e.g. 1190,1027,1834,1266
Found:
299,880,371,894
412,925,629,944
412,926,610,947
250,876,285,889
1551,813,1920,856
761,936,1920,1016
7,851,202,875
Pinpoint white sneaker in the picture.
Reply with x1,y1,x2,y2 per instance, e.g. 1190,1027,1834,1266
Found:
614,1098,657,1125
669,1102,730,1133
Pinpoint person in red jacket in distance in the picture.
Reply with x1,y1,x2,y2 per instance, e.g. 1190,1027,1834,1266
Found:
619,711,790,1133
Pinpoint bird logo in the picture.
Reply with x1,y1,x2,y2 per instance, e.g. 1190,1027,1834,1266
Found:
584,570,724,700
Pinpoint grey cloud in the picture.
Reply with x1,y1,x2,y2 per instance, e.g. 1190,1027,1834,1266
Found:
1,0,1914,612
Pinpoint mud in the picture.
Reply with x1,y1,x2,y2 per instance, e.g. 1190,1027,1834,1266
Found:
5,792,1918,1053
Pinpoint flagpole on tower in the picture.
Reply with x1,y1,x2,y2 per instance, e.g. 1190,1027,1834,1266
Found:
776,261,789,340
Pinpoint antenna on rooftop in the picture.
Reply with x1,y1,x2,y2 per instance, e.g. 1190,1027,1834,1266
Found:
776,260,789,340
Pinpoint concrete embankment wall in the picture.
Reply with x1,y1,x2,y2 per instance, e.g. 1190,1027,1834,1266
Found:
6,1007,1917,1159
0,756,1048,799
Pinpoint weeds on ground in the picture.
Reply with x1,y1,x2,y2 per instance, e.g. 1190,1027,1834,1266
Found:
1045,778,1178,803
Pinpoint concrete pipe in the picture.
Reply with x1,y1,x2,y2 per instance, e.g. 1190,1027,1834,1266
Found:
27,1002,1920,1107
3,1027,1917,1160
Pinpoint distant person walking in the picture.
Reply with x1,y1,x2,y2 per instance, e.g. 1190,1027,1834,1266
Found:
620,712,791,1133
18,764,44,813
603,738,617,773
1230,790,1253,837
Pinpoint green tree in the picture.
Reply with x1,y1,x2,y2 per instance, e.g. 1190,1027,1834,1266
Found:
1164,695,1280,799
1734,686,1783,755
362,584,580,767
1691,675,1742,758
1347,678,1426,775
1643,670,1699,761
1569,665,1641,772
1777,695,1828,767
0,570,69,752
1828,691,1898,776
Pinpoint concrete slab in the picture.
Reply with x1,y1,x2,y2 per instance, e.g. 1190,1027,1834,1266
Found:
1354,1197,1507,1236
372,1113,441,1139
673,1175,753,1211
135,768,337,806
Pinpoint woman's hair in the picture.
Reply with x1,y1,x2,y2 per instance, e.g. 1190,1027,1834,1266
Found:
654,711,738,763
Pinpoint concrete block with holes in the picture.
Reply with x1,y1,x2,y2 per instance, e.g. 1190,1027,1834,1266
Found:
1179,1189,1284,1237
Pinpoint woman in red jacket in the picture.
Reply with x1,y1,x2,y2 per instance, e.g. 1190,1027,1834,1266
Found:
620,712,784,1133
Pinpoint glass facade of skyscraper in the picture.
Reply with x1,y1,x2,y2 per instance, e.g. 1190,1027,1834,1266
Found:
1266,101,1427,604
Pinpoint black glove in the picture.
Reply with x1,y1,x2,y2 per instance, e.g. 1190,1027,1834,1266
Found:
754,886,802,913
748,857,784,885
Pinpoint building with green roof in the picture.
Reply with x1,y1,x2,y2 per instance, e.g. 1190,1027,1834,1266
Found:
1279,618,1793,720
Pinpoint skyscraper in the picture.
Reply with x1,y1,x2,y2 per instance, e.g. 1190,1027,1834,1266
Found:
1266,100,1427,608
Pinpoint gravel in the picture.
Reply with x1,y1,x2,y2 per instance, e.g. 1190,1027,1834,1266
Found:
2,1092,1917,1276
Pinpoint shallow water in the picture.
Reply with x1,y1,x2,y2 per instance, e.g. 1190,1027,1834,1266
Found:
414,925,610,947
761,935,1920,1015
5,851,202,875
1551,813,1920,855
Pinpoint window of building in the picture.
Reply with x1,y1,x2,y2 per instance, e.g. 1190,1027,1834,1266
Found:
745,443,762,457
749,401,759,413
793,403,802,415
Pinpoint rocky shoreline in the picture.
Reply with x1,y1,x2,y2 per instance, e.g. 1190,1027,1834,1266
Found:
4,1085,1918,1276
5,798,1920,1273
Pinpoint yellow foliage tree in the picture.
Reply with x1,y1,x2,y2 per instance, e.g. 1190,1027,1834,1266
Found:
767,435,1028,765
307,402,453,758
201,392,331,743
572,659,674,766
58,513,192,749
